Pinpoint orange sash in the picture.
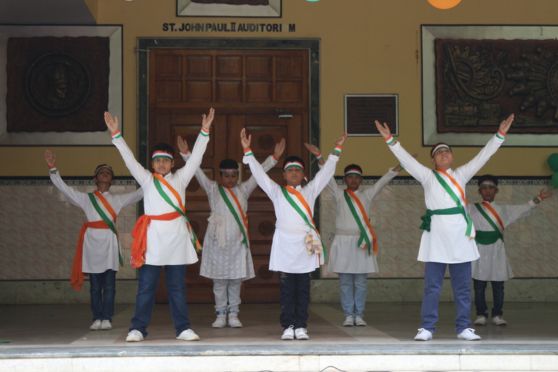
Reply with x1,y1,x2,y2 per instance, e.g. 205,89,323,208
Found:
70,221,109,291
130,211,181,268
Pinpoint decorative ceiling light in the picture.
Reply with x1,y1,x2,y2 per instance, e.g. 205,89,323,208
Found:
427,0,462,10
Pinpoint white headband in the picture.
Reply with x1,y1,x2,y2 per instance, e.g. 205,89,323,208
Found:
431,144,451,157
152,151,173,160
284,161,304,170
344,169,362,176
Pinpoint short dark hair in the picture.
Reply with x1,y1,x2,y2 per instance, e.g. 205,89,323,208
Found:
219,158,239,170
150,143,175,159
477,174,499,186
283,155,305,170
344,164,362,175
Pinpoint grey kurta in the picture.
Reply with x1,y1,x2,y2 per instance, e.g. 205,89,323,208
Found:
188,154,277,280
327,169,398,274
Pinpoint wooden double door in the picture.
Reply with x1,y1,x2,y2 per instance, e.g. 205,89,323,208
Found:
148,48,310,303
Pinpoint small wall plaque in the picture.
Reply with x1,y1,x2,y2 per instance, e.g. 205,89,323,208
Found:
344,94,398,136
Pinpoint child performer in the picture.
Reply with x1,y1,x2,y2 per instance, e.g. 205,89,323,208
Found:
304,143,400,327
241,128,346,340
177,136,286,328
104,108,214,342
44,150,142,331
375,114,514,341
470,175,552,326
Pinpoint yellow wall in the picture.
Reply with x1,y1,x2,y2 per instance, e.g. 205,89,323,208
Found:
3,0,558,176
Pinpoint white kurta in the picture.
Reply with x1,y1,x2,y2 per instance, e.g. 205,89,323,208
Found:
187,154,277,280
243,153,339,274
387,134,505,263
112,133,209,266
469,200,536,281
49,170,143,273
327,169,398,274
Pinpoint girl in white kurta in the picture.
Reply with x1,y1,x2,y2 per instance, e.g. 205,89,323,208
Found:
469,175,552,326
241,128,346,341
179,137,284,328
104,109,214,342
44,151,142,331
375,114,514,341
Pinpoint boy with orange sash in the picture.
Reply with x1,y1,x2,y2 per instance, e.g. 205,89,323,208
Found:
241,128,346,340
470,175,552,327
44,151,142,331
375,114,514,341
304,143,400,327
104,108,214,342
178,136,285,328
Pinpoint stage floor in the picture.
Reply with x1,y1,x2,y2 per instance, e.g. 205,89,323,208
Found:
1,302,558,371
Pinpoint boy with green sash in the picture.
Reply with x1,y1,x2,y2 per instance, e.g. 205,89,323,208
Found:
44,151,142,331
470,175,552,327
241,128,346,341
104,109,214,342
178,136,285,328
375,114,514,341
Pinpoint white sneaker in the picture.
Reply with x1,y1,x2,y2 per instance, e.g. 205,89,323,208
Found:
354,316,367,327
294,327,310,340
457,328,481,341
176,329,200,341
125,329,144,342
228,313,243,328
100,320,112,330
414,328,433,341
281,325,295,340
343,315,354,327
212,315,227,328
89,319,102,331
492,315,507,326
474,315,487,326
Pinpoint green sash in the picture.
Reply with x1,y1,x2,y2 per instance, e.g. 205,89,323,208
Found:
218,186,249,248
87,193,123,266
474,203,504,245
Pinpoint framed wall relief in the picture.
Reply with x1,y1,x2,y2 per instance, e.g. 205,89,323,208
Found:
422,25,558,147
0,25,122,146
177,0,281,18
344,94,398,137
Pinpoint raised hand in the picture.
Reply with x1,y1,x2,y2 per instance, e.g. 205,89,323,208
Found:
335,133,348,147
538,188,553,201
104,112,119,134
304,143,322,157
177,135,189,154
498,113,515,135
44,149,56,168
240,128,252,149
374,120,392,140
201,107,215,132
274,138,286,159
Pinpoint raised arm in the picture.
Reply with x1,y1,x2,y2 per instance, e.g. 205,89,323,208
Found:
304,142,341,198
364,166,399,201
117,187,144,208
502,188,552,226
456,114,514,182
305,134,346,199
44,150,86,208
375,120,430,184
240,128,279,198
176,108,214,185
104,112,151,186
241,138,284,195
178,136,215,193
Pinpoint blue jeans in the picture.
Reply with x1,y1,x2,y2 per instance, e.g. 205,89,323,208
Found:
280,272,311,329
474,279,504,317
129,264,190,337
89,269,116,321
338,273,368,317
420,261,472,334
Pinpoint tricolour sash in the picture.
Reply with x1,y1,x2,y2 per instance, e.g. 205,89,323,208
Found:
218,186,249,248
281,186,326,260
343,189,378,255
88,191,123,266
432,169,474,238
153,173,201,251
71,220,109,291
474,202,504,245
